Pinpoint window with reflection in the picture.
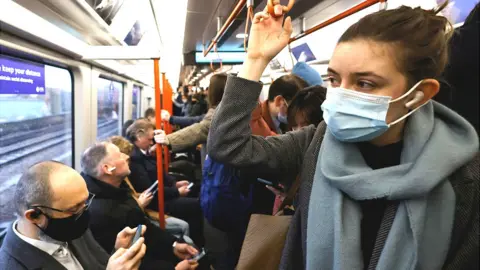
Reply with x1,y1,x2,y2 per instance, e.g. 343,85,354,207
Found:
97,77,123,141
132,85,141,120
0,54,73,224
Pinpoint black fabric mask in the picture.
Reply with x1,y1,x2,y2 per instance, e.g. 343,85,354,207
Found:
36,210,90,242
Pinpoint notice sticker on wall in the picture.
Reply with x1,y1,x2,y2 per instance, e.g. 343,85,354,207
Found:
0,56,46,95
291,43,317,63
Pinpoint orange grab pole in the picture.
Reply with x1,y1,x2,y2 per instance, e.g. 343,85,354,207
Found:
161,74,170,173
289,0,386,43
153,59,166,229
204,0,246,57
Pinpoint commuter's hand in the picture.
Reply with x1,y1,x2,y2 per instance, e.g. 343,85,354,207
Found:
174,243,198,260
247,10,292,63
176,180,189,188
114,225,147,250
175,260,199,270
148,144,157,157
107,237,146,270
137,191,154,209
178,186,190,197
154,129,169,145
161,110,171,121
238,11,292,81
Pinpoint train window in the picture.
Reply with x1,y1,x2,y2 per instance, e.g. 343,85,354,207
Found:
132,85,141,120
0,54,73,224
96,77,123,141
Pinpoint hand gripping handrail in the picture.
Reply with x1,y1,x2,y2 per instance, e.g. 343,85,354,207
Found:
266,0,295,17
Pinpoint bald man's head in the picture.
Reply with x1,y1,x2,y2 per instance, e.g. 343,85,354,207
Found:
14,161,88,218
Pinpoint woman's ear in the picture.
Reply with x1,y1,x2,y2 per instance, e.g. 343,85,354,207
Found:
407,79,440,109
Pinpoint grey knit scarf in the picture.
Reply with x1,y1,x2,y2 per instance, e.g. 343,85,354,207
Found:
307,101,479,269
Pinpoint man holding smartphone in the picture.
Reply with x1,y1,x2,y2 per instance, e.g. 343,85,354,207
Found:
0,161,147,270
81,142,200,270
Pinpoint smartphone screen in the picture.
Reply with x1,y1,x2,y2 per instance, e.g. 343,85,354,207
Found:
129,225,143,248
146,181,158,193
257,178,283,191
256,178,273,186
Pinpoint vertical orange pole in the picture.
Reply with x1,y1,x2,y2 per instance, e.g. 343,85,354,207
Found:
154,59,166,229
161,73,170,173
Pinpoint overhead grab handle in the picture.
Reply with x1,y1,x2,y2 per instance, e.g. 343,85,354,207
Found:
267,0,295,17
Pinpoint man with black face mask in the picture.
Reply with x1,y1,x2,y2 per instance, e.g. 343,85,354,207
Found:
0,161,147,270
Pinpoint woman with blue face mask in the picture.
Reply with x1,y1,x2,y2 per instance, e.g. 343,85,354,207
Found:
207,1,479,269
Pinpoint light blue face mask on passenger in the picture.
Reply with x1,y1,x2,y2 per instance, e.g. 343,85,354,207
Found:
321,81,425,143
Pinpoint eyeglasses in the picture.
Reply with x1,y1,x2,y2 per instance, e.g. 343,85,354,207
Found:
30,193,95,220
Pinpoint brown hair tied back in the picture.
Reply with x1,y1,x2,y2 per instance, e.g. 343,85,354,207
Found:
339,1,453,87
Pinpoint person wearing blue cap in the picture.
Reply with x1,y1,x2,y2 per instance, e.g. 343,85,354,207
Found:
291,62,323,86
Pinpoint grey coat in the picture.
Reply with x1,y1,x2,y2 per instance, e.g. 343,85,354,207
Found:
167,107,215,167
207,75,479,269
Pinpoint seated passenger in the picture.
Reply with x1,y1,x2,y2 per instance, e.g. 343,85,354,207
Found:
126,120,205,247
154,73,227,167
0,161,146,270
108,136,190,239
208,4,479,269
80,143,199,270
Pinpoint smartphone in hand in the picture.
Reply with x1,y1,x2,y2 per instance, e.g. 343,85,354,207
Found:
189,248,206,262
257,178,284,192
129,225,143,248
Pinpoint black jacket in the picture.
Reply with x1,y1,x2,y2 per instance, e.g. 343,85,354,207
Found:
129,145,180,206
0,224,108,270
435,5,479,134
82,173,178,269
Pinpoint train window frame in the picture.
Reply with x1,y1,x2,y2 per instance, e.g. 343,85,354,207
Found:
0,52,75,167
96,75,125,140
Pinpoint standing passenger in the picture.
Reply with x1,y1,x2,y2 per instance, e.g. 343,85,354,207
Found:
208,3,479,269
270,85,327,214
250,74,307,136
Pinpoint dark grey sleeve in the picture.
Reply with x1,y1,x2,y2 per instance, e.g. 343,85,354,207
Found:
207,75,315,175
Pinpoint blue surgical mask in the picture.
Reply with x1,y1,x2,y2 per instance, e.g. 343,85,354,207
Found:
278,113,288,124
321,81,425,142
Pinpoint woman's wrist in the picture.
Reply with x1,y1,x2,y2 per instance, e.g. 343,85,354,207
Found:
238,57,269,82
